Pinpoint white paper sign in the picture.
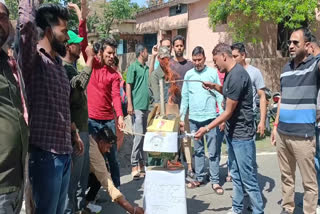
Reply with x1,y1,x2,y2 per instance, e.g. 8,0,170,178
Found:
143,132,178,153
144,169,187,214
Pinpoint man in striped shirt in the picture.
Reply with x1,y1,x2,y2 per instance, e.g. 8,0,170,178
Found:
271,28,319,214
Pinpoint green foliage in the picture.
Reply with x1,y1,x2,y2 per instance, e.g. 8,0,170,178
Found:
208,0,318,43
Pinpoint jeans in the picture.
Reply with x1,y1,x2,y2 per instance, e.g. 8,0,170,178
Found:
88,118,120,187
315,126,320,205
226,136,264,214
189,119,221,184
131,110,149,166
0,188,23,214
29,146,71,214
65,132,90,213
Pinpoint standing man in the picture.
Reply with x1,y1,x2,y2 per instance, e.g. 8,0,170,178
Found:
231,42,267,137
18,1,73,214
271,28,319,214
0,1,28,213
149,38,172,74
126,44,150,179
196,43,263,214
180,46,224,193
62,28,95,213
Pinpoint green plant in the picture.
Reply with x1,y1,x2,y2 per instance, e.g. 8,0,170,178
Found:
208,0,318,43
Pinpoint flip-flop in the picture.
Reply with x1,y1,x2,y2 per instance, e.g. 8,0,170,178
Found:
187,181,201,189
212,184,224,195
131,170,140,180
139,170,146,178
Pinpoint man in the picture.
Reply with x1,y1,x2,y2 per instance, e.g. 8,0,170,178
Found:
231,42,267,137
0,1,28,213
18,2,72,214
126,44,150,179
271,28,319,214
62,27,95,212
89,127,144,214
308,35,320,57
171,35,194,176
149,38,172,74
180,46,224,193
195,43,263,214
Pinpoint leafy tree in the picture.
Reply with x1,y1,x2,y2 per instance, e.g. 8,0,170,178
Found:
208,0,318,44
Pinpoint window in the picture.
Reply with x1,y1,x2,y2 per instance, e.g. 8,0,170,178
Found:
169,4,187,16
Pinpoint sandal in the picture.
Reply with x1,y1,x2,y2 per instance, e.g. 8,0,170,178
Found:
212,184,224,195
131,169,140,180
187,180,201,189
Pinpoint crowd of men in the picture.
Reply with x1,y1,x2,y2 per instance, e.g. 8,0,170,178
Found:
2,0,320,213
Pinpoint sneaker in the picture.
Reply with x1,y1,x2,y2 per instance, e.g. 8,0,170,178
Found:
226,208,240,214
86,203,102,213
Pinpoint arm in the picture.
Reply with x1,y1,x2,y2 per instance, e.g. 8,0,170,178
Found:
214,71,224,113
18,0,41,80
179,79,189,122
112,75,124,128
257,89,267,136
195,98,238,140
271,97,281,146
126,65,134,115
71,122,84,156
148,45,158,75
70,46,94,90
202,82,223,94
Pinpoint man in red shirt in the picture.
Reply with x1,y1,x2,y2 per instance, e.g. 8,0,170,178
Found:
79,19,124,197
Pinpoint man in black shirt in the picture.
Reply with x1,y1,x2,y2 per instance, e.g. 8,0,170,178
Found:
195,43,263,214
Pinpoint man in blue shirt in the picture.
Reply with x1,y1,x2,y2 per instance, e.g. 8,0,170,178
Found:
180,46,224,194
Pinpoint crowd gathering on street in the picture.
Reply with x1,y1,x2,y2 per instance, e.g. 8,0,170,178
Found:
2,0,320,213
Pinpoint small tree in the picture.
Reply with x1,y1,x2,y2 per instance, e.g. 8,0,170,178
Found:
208,0,318,44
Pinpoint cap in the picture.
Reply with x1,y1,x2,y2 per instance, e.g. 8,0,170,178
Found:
158,46,171,59
67,30,83,44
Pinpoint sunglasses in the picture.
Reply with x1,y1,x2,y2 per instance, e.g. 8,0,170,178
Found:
287,40,299,47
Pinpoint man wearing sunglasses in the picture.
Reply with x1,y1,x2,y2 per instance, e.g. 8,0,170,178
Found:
271,27,319,214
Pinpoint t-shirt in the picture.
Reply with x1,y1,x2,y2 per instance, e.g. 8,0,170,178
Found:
223,63,255,140
126,60,150,110
246,65,265,111
170,59,194,89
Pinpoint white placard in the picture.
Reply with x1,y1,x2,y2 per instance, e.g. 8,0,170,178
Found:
144,169,187,214
143,132,178,153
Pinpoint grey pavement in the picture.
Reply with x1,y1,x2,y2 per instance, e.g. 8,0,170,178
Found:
20,136,307,214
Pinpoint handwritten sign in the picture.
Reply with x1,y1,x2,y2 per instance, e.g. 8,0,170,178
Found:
143,132,178,153
144,169,187,214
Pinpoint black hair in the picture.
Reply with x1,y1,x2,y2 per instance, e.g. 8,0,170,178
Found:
192,46,205,57
94,38,118,53
35,3,69,38
212,43,232,57
293,27,312,42
231,42,246,54
135,43,146,58
173,35,185,46
160,38,172,45
114,56,119,67
311,35,320,48
93,126,117,145
0,3,9,16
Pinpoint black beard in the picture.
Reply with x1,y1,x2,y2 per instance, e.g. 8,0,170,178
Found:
51,36,66,57
175,51,183,57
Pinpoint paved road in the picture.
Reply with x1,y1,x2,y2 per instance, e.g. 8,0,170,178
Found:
20,137,306,214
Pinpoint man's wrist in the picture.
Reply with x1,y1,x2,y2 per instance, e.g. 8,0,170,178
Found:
205,125,210,133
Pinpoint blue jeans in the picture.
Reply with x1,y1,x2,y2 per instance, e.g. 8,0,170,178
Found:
189,119,221,184
315,126,320,205
65,132,90,213
226,136,264,214
29,146,71,214
88,118,120,187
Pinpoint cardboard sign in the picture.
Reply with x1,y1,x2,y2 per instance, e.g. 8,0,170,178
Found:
143,132,178,153
144,169,187,214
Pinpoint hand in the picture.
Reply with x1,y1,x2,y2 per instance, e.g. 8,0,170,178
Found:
127,104,134,115
135,207,144,214
257,121,265,137
68,2,80,12
179,121,185,132
219,122,225,132
118,116,124,129
152,45,158,57
202,81,215,90
271,126,277,146
316,6,320,21
85,46,95,58
73,135,84,156
194,127,207,141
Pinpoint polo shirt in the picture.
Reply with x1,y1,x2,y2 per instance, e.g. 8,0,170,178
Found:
278,55,320,137
126,60,150,110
